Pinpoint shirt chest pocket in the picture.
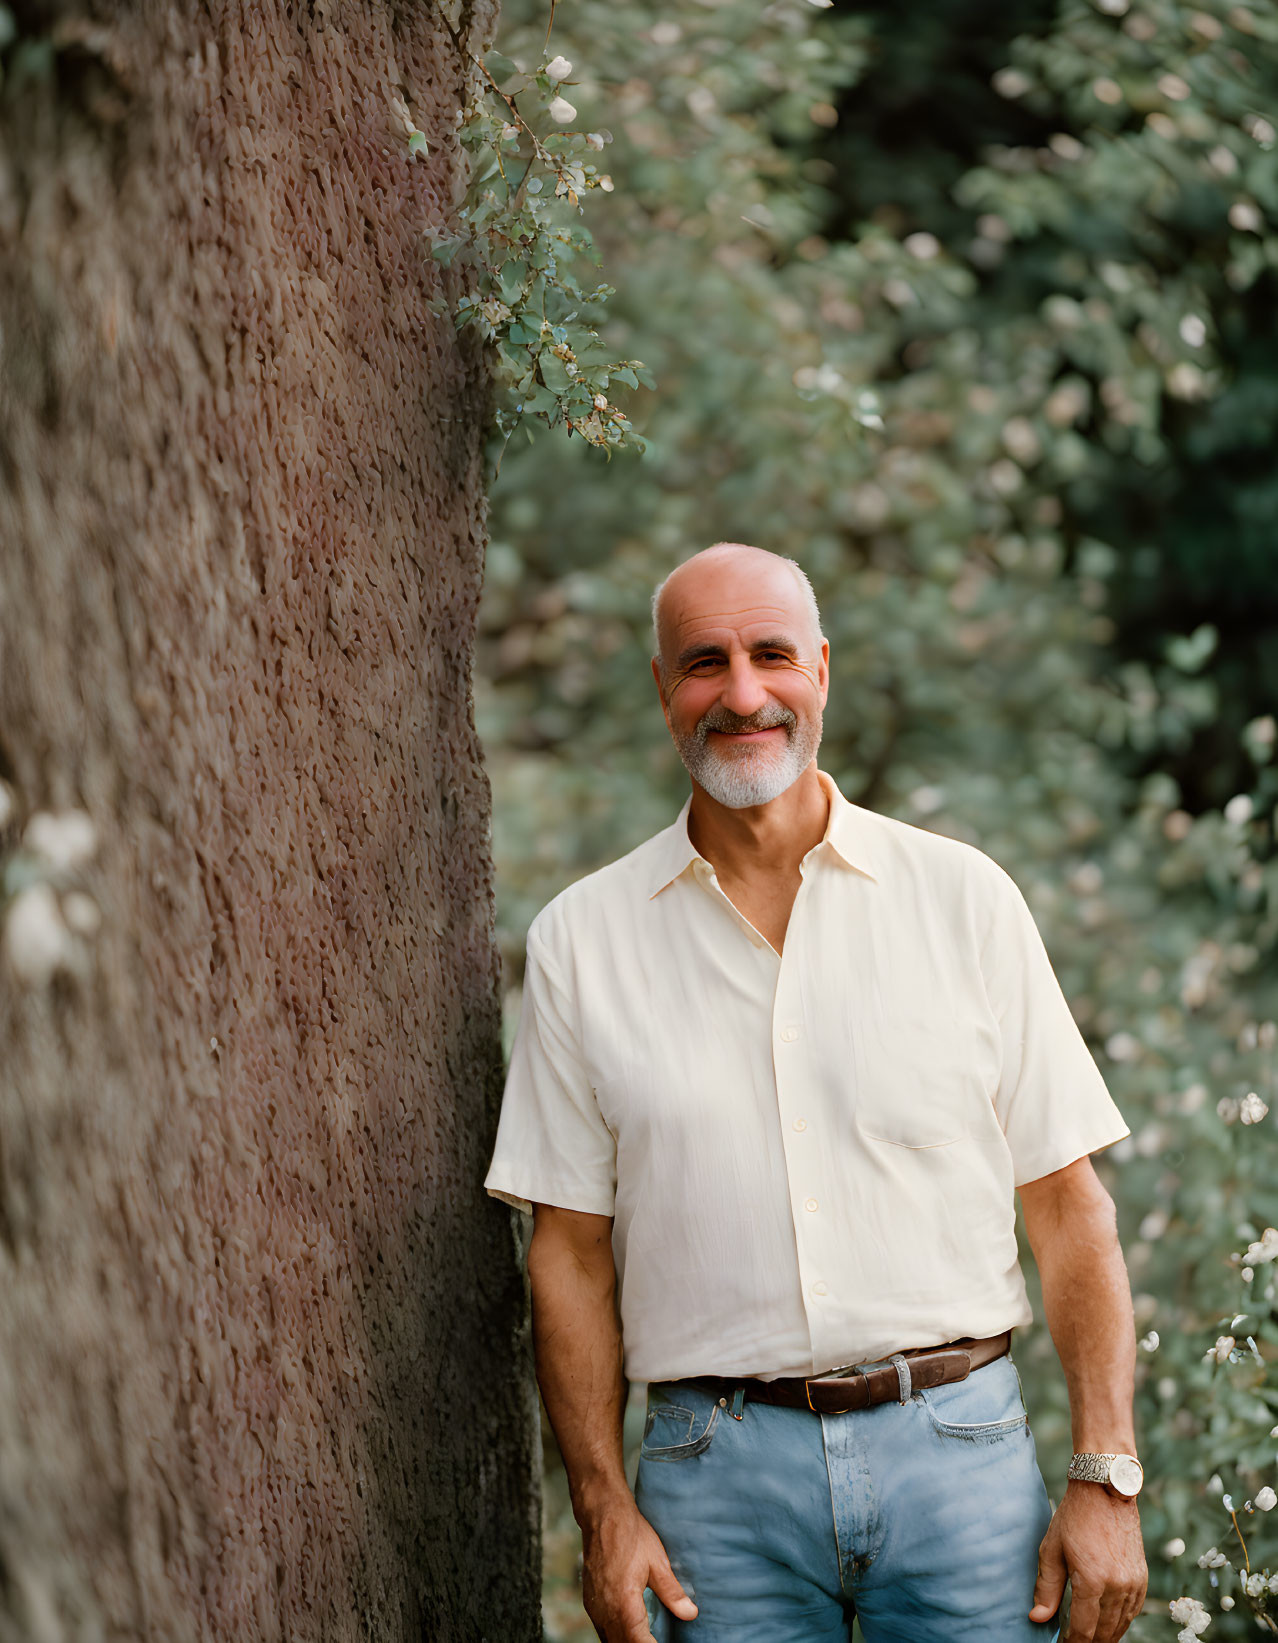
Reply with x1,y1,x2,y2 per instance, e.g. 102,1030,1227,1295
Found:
852,1008,993,1148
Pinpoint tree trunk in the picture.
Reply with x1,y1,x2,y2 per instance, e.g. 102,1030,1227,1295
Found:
0,1,540,1638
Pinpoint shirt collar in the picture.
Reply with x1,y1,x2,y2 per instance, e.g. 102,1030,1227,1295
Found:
644,769,879,900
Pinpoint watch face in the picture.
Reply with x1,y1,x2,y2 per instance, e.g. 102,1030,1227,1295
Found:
1109,1455,1144,1497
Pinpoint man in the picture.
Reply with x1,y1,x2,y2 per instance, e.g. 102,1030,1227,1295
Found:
484,542,1148,1643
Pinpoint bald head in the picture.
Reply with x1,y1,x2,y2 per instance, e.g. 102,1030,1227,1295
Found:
651,543,823,674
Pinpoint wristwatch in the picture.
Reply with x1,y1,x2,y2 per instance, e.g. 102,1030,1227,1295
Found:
1068,1452,1144,1499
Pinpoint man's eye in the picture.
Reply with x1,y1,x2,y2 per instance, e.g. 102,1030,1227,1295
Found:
689,657,721,670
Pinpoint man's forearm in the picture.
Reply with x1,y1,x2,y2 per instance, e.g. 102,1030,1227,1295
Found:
527,1210,631,1527
1024,1168,1137,1454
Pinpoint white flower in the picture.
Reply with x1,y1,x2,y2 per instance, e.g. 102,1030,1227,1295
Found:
1229,201,1262,233
545,54,573,82
1220,1595,1234,1609
988,458,1022,495
1245,1570,1267,1596
1179,315,1207,347
61,891,100,937
1168,363,1209,401
1002,416,1042,465
1242,1228,1278,1265
1211,1336,1235,1364
1158,73,1191,101
548,96,577,124
992,67,1032,99
3,883,77,988
24,808,97,872
1169,1594,1212,1633
1240,1092,1269,1125
1197,1546,1228,1568
585,131,605,149
1244,115,1275,147
904,231,940,261
1140,1331,1160,1352
1257,1486,1277,1510
1225,793,1254,823
1163,1537,1186,1557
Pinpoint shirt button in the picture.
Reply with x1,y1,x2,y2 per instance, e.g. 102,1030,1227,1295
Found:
780,1025,799,1043
793,1118,807,1132
804,1197,819,1212
811,1281,828,1297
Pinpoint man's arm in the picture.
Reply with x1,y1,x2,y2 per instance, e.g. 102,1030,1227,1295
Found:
527,1203,698,1643
1018,1156,1148,1643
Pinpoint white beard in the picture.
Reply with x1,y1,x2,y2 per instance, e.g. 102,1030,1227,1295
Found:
674,704,823,809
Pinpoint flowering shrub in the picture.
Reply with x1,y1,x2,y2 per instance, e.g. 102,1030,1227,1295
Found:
423,38,652,464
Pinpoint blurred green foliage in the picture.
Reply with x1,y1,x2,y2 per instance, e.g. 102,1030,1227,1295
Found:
471,0,1278,1634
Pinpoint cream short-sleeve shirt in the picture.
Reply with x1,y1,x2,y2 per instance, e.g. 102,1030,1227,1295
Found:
484,771,1130,1383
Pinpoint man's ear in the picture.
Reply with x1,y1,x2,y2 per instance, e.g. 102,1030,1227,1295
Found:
651,655,673,731
818,638,830,708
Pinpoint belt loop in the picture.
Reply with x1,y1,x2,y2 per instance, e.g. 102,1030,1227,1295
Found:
730,1385,745,1421
890,1353,912,1404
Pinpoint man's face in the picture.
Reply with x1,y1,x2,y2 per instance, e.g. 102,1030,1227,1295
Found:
652,555,830,809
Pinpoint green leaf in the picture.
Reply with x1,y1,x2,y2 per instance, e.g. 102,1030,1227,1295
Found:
498,260,529,302
428,236,466,268
539,354,571,394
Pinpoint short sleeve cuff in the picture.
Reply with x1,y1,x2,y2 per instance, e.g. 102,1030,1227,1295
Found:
484,1174,615,1217
1012,1115,1132,1190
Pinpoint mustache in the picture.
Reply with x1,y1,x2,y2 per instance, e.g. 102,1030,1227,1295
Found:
694,703,797,741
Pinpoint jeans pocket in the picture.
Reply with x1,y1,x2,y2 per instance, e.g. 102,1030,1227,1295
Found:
918,1355,1029,1442
640,1388,722,1462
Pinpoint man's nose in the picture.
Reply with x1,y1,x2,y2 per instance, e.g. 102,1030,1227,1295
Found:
719,654,770,717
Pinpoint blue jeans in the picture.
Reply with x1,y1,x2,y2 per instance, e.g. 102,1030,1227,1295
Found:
635,1353,1059,1642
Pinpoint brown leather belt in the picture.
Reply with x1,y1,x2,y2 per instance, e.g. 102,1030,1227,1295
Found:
661,1331,1012,1417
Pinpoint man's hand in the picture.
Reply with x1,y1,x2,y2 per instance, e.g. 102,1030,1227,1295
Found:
579,1494,698,1643
1028,1482,1147,1641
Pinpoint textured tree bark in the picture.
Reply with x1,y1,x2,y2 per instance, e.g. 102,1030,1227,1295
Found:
0,2,541,1639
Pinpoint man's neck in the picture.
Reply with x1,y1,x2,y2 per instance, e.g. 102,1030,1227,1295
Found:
686,764,829,886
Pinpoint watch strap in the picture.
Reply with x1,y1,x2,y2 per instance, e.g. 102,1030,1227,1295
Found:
1069,1452,1118,1484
